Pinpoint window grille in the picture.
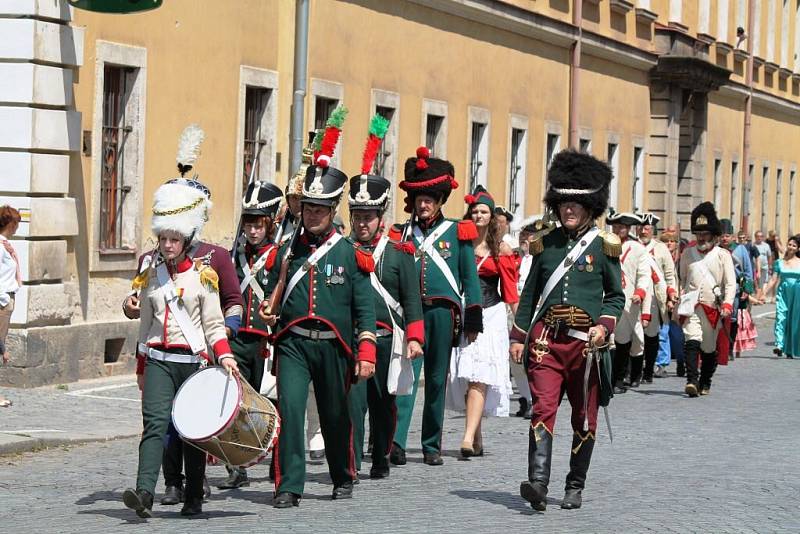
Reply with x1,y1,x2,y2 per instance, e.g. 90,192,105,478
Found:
509,128,525,213
243,86,270,190
469,122,486,192
425,114,444,157
373,106,395,175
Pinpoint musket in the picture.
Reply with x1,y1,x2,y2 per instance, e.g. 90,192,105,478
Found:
231,140,266,259
260,213,302,320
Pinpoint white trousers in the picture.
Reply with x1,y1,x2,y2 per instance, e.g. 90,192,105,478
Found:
682,308,719,353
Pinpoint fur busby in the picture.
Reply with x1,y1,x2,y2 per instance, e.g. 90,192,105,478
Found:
690,201,722,235
301,164,348,207
151,181,211,241
719,218,735,236
464,185,495,211
242,181,283,218
349,174,391,212
543,149,612,219
606,208,643,226
638,212,660,228
400,146,458,212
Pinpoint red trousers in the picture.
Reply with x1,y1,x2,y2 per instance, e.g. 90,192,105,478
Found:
526,321,599,434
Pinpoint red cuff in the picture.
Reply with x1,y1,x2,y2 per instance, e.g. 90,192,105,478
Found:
136,354,145,375
633,288,646,301
510,324,528,343
598,316,617,336
667,287,677,298
406,319,425,346
641,313,652,321
357,339,377,364
212,339,233,358
721,303,733,313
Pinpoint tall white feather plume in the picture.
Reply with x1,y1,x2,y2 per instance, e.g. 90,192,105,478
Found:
176,124,205,170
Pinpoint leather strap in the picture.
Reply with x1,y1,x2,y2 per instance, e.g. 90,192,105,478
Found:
289,325,338,340
155,262,207,355
282,233,343,307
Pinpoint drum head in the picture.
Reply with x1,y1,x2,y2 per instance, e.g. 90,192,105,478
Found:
172,367,242,441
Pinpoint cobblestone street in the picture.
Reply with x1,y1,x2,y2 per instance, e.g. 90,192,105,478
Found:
1,312,798,533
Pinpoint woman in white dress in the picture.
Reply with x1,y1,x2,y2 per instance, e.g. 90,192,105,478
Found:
449,186,518,458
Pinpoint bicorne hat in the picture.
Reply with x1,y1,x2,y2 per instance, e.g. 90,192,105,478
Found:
606,208,643,226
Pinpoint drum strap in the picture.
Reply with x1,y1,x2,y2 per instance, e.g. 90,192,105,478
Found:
156,262,207,355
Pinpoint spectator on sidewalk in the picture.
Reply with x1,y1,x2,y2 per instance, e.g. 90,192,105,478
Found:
0,206,21,408
762,235,800,359
753,231,773,301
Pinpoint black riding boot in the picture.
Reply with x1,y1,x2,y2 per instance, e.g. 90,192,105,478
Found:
642,334,659,382
699,351,718,394
683,340,701,397
612,342,631,393
628,356,644,388
520,424,552,511
561,430,595,509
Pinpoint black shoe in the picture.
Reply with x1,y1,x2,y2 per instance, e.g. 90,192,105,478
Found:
202,476,211,500
273,492,300,508
773,348,783,357
180,497,203,516
309,449,325,460
389,445,406,466
218,467,249,489
613,380,627,394
685,383,699,397
561,488,583,509
160,485,183,505
369,465,390,479
332,482,353,500
123,488,153,519
515,397,530,417
520,481,547,511
423,452,444,466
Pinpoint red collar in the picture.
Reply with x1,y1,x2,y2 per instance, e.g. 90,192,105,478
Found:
417,212,443,230
167,256,193,275
246,240,274,255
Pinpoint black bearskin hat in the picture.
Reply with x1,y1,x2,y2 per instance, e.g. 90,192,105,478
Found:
543,149,612,220
400,146,458,212
690,201,722,235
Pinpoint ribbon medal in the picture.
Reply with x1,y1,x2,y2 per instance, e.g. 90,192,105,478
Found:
325,264,333,286
439,241,452,259
585,254,594,273
334,266,345,284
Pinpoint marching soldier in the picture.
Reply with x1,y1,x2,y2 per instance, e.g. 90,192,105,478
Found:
218,180,283,490
122,126,243,505
391,146,483,467
607,211,652,391
678,202,736,397
638,213,679,381
260,107,378,507
346,142,425,477
510,149,624,511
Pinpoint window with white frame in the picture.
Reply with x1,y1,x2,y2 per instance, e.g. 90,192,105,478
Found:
370,89,400,219
422,99,448,159
731,161,740,226
632,146,645,213
543,123,562,191
242,86,272,188
237,67,278,209
508,126,527,219
91,41,147,271
373,106,395,176
775,167,783,232
310,79,344,168
713,158,723,210
761,165,770,231
607,143,619,209
467,107,490,191
546,134,560,172
579,137,592,153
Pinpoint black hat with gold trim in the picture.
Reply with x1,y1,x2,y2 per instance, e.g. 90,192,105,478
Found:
242,181,283,218
691,201,722,235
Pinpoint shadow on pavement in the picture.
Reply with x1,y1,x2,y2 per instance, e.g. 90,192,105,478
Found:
629,389,685,397
77,508,257,521
450,489,537,515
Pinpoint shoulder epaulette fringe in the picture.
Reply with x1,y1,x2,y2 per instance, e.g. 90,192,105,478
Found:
387,224,404,241
131,269,150,291
457,219,479,241
394,241,416,255
355,247,375,273
600,230,622,257
195,262,219,292
529,235,544,256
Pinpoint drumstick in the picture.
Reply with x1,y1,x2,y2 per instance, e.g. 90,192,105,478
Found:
219,367,232,418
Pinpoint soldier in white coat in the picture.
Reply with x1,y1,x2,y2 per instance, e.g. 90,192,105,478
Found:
677,202,736,397
607,211,652,392
638,213,679,382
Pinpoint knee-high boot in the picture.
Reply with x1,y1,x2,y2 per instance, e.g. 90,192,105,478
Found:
699,351,718,392
642,334,659,381
612,342,631,392
520,424,552,511
628,356,644,387
561,430,596,510
683,340,701,396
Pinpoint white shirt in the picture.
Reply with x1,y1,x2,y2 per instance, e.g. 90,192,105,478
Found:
518,253,533,294
0,235,20,307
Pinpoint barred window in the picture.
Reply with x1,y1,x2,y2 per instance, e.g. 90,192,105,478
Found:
469,122,487,192
243,86,271,191
425,114,444,157
373,106,395,175
508,128,526,215
314,96,338,131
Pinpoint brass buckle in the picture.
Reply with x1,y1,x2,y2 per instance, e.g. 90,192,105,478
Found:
309,329,320,341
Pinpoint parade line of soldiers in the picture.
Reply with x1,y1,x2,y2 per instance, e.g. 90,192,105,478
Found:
119,111,738,519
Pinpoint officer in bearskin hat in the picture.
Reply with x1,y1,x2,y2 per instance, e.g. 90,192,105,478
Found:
346,115,425,479
677,202,736,397
259,107,377,507
510,149,624,511
390,147,483,467
217,180,283,490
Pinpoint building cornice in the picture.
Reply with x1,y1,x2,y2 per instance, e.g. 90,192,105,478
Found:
718,82,800,118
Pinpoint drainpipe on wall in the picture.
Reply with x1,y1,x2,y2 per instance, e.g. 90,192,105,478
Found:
740,0,755,233
289,0,310,178
568,0,582,148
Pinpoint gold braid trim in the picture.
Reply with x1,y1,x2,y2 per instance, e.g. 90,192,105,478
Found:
531,421,553,442
153,197,204,217
571,430,596,454
599,230,622,257
131,269,150,291
358,331,377,344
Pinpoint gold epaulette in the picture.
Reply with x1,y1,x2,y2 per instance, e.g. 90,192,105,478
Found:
195,261,219,293
599,230,622,257
131,269,150,291
529,234,544,256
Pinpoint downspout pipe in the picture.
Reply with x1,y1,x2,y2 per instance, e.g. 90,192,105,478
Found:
740,0,755,232
568,0,582,148
289,0,310,179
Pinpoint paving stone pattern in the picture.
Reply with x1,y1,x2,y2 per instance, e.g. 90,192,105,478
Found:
0,312,798,533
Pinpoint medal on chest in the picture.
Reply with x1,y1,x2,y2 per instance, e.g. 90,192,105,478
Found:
439,240,452,259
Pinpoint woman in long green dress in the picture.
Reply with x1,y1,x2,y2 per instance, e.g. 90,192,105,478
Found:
764,235,800,358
